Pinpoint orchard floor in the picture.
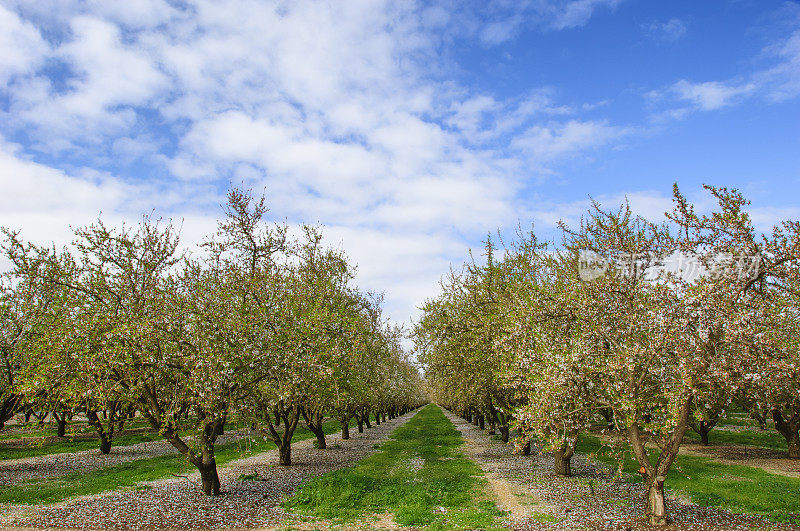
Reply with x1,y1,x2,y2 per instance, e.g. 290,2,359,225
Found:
0,412,416,530
443,410,800,531
2,407,798,530
0,430,248,485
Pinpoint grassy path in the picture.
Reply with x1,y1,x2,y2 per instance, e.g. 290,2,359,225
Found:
284,403,506,530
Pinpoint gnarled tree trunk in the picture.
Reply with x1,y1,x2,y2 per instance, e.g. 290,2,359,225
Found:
646,475,667,525
553,433,577,477
260,401,301,466
302,407,327,449
773,410,800,459
628,396,692,526
499,424,509,443
86,405,119,454
53,411,69,437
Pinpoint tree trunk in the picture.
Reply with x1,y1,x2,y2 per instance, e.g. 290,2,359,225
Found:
522,441,531,455
99,434,112,454
553,439,575,477
278,442,292,466
500,425,509,443
364,413,372,429
302,408,327,450
382,412,386,422
772,410,800,459
86,407,116,455
553,449,572,477
199,460,221,495
56,417,67,437
477,414,485,430
628,396,692,526
600,407,615,429
375,411,381,425
788,432,800,459
315,428,327,449
646,476,668,525
0,394,20,430
699,421,710,446
341,416,350,440
357,416,364,433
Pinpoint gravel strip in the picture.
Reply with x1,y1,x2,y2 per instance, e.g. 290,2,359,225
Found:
442,409,799,531
0,411,419,530
0,430,250,485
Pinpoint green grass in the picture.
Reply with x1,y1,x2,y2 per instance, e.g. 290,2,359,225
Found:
683,426,786,450
0,418,159,440
0,419,347,506
577,433,800,525
0,431,165,460
719,414,770,428
0,427,58,441
284,404,505,530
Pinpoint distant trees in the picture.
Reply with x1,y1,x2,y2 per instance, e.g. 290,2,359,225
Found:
416,185,800,526
1,188,425,496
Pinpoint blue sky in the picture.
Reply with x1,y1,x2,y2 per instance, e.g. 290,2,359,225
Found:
1,0,799,325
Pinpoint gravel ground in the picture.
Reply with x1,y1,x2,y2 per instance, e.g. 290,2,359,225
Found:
0,411,418,530
0,430,249,485
443,410,800,531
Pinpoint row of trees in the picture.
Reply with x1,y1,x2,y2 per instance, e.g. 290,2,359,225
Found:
415,185,800,526
0,189,424,495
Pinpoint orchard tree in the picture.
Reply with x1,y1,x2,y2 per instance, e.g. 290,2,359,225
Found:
498,245,596,477
667,186,800,458
0,231,64,429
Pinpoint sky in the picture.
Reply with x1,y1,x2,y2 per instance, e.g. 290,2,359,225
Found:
1,0,799,328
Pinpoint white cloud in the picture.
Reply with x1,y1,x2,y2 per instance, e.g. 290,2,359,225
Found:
480,16,524,45
670,79,756,111
759,28,800,102
651,14,800,118
10,15,168,149
512,120,634,163
749,206,800,233
84,0,178,29
0,0,640,329
0,138,127,246
549,0,623,30
642,18,687,42
0,4,49,85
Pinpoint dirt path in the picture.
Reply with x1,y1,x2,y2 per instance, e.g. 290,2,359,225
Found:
0,411,419,530
442,409,797,531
